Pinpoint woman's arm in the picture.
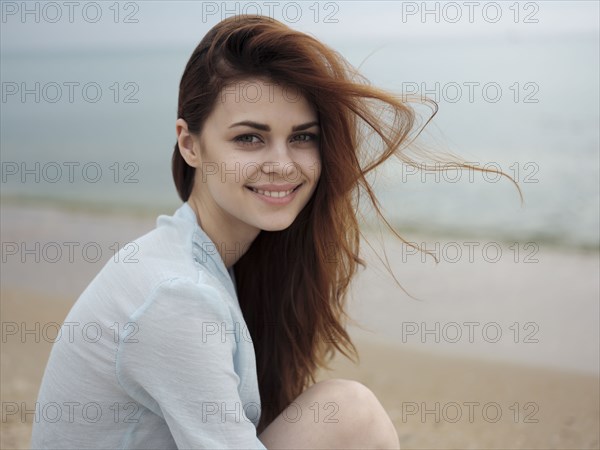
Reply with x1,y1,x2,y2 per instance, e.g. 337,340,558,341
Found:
116,277,267,449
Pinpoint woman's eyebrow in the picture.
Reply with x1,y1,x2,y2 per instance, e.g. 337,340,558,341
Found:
228,120,320,132
229,120,270,131
292,121,319,132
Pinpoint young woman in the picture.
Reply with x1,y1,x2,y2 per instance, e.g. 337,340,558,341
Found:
32,14,518,449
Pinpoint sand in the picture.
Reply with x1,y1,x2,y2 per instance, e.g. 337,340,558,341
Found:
1,203,599,449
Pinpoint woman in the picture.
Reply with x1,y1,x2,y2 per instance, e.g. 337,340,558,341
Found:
32,14,518,449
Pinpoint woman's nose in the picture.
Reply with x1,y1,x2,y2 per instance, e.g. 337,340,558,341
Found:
260,142,299,179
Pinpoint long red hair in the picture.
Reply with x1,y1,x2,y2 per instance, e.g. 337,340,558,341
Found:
172,15,521,434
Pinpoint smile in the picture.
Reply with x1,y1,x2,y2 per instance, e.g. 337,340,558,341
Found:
246,184,302,198
245,184,303,203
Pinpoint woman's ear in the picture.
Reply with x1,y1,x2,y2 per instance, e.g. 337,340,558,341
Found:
176,118,202,168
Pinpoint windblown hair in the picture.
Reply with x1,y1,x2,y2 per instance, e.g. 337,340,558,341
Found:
172,15,521,434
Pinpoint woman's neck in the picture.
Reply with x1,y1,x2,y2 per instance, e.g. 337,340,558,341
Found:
187,196,260,268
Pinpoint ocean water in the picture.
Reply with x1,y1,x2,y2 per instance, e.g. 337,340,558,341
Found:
1,35,598,249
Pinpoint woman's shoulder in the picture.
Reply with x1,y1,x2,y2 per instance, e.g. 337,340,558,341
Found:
105,205,203,281
136,274,229,315
81,204,234,319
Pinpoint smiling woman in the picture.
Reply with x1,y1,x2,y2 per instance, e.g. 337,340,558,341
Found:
175,78,322,265
29,14,507,450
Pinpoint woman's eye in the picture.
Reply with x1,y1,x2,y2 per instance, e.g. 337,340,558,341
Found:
234,134,261,146
291,133,318,143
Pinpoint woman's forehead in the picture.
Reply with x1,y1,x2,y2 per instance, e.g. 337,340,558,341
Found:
213,79,318,125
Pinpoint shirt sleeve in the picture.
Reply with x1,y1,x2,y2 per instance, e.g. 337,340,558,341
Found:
116,277,268,449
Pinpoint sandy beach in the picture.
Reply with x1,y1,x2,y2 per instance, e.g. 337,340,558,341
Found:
1,202,599,449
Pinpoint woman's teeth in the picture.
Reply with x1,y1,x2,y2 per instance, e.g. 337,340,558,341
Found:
249,187,296,198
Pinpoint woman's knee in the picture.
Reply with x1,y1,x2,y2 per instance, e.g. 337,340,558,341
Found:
311,378,378,418
307,378,399,448
259,378,399,449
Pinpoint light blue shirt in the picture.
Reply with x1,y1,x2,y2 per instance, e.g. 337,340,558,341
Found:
31,203,267,449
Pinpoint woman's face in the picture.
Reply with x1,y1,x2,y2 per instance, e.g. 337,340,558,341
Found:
180,78,321,237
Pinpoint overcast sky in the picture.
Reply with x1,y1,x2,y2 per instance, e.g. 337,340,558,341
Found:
1,1,598,53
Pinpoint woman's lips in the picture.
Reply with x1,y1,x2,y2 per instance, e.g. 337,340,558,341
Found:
245,183,302,204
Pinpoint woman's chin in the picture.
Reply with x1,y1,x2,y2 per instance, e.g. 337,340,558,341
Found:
257,217,296,232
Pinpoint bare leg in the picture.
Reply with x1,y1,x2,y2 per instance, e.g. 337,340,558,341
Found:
258,378,400,449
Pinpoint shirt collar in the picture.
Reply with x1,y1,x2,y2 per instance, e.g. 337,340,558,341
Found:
174,202,238,299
